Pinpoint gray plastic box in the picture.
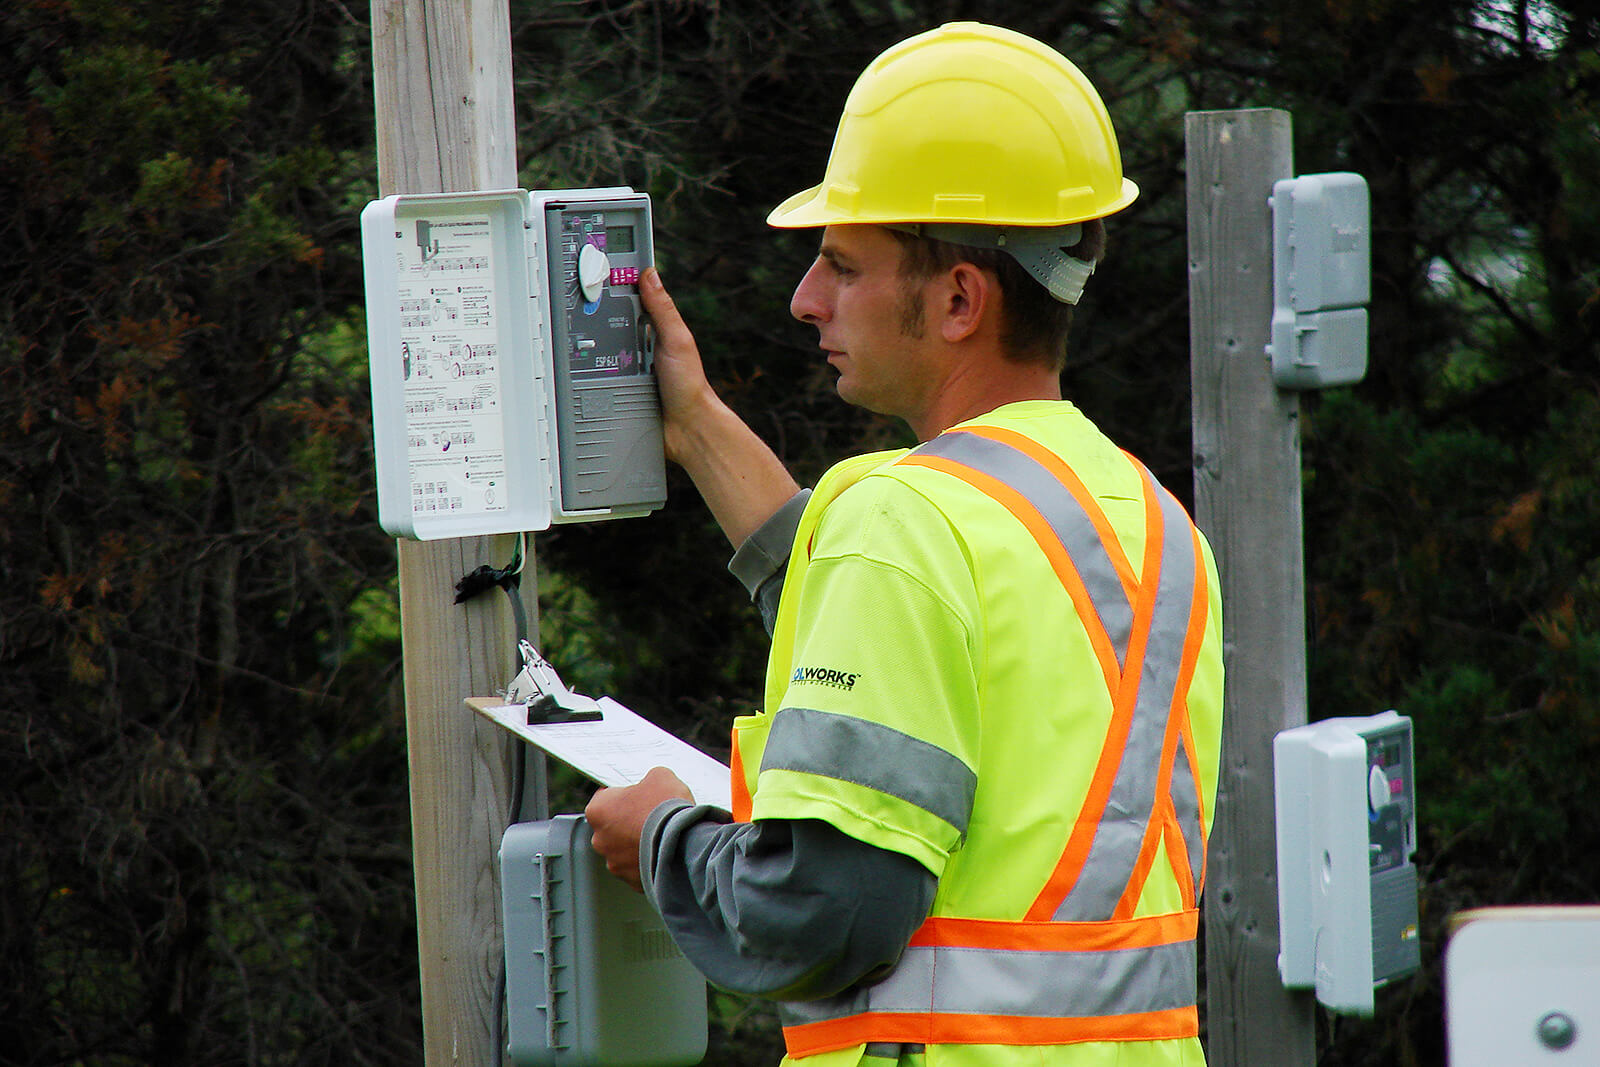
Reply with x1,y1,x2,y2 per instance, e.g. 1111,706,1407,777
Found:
500,816,707,1067
1266,172,1371,390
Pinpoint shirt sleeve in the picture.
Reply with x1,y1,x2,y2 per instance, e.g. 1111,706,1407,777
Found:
751,475,982,875
640,801,936,1000
727,489,811,636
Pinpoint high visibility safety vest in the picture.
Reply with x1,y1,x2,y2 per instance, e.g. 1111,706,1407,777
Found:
729,402,1224,1064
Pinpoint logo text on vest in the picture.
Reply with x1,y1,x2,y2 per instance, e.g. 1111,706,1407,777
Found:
791,665,861,690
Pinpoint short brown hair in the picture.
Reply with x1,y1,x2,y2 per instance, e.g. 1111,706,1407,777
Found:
889,220,1105,373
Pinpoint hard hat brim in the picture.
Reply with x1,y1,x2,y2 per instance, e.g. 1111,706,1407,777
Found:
766,177,1140,230
765,185,830,229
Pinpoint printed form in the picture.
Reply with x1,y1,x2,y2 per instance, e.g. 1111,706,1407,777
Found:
468,696,732,811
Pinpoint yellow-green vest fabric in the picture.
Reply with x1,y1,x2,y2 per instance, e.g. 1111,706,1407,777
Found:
730,401,1224,1067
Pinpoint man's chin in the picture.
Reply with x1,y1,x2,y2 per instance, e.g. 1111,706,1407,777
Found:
834,381,894,419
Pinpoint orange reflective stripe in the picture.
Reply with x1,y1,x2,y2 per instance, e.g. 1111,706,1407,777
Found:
1162,804,1195,908
1027,465,1165,920
779,908,1201,1053
1174,523,1211,900
1180,524,1211,896
1139,521,1212,906
1184,721,1207,899
910,909,1198,951
1117,792,1177,920
899,453,1122,693
957,425,1138,601
1117,530,1210,917
1112,500,1213,917
783,1007,1200,1056
729,731,752,823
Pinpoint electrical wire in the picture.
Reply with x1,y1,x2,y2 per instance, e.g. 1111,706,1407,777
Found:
454,531,532,1067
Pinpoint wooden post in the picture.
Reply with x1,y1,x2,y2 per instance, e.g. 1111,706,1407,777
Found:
371,2,529,1062
1186,108,1318,1065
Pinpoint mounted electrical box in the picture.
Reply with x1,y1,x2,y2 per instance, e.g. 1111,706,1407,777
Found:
360,187,666,540
500,816,707,1067
1446,907,1600,1063
1267,172,1371,391
1275,710,1420,1015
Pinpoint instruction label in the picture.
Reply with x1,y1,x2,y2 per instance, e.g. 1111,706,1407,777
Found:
388,213,509,521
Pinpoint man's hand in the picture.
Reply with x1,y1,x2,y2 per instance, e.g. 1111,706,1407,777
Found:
640,269,716,468
638,268,801,549
584,766,694,892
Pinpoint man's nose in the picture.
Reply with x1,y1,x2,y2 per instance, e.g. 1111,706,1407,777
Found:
790,261,830,325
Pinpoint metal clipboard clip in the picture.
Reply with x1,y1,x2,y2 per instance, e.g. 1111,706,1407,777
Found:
505,640,604,725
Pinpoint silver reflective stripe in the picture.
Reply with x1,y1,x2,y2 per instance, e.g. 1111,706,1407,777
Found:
1171,733,1204,891
762,706,977,835
780,938,1198,1027
915,432,1134,670
1055,470,1199,919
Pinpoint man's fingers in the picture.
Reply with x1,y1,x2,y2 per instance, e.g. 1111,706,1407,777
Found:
585,790,644,890
640,268,696,352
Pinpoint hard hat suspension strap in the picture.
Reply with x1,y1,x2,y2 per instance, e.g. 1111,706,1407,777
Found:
885,222,1096,305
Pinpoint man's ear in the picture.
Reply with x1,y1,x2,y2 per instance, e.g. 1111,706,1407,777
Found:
937,262,993,344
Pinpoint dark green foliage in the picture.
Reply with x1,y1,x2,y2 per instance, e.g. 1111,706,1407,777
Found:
2,0,1597,1063
0,0,410,1062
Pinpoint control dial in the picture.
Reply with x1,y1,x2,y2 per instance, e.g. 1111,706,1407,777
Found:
578,243,609,303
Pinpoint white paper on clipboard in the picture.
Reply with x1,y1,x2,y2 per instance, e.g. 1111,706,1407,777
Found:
467,696,732,811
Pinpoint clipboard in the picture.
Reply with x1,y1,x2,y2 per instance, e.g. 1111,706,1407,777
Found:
466,696,730,809
467,643,730,810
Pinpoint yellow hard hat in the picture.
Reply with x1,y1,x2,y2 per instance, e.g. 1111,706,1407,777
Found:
767,22,1139,231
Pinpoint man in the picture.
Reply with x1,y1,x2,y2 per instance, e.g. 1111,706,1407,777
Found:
587,21,1224,1067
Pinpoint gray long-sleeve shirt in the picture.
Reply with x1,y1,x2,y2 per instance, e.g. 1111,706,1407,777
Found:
641,803,935,999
